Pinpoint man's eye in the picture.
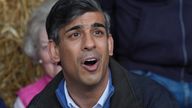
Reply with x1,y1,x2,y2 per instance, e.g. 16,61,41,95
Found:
93,30,104,36
73,32,80,37
69,32,81,39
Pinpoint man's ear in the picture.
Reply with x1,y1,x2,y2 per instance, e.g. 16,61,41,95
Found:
48,40,60,63
108,34,114,56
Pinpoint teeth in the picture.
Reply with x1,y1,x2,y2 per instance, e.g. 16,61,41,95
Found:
84,58,97,65
86,58,96,61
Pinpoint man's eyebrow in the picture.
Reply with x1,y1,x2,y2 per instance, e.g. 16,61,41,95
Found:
64,23,105,33
65,25,81,33
92,23,105,28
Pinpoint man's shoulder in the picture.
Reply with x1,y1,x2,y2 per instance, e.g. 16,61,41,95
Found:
109,58,179,108
129,72,179,108
27,72,63,108
110,58,174,95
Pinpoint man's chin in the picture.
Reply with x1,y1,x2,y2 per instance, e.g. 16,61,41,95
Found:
81,75,102,87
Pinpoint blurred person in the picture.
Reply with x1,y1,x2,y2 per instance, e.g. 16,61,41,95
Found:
98,0,192,107
0,97,6,108
14,0,61,108
28,0,178,107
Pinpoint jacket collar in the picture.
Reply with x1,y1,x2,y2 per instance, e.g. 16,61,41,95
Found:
109,58,142,108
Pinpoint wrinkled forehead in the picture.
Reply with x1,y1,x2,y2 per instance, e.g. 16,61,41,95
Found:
62,12,106,31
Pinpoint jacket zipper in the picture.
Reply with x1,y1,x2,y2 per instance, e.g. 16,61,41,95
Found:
179,0,188,81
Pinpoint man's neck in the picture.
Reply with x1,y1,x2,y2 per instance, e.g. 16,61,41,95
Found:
66,72,109,108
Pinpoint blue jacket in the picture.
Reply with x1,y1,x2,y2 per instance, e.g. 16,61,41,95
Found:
99,0,192,81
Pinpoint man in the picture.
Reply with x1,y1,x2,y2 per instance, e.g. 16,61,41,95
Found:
98,0,192,107
28,0,178,108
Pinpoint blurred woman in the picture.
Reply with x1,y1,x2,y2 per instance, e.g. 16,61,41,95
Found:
14,0,61,107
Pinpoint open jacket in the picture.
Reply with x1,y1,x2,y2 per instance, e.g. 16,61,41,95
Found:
28,58,178,108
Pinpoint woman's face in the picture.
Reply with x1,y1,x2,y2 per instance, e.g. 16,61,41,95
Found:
38,28,61,77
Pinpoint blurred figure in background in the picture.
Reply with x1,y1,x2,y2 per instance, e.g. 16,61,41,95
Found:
98,0,192,108
14,0,61,108
0,97,6,108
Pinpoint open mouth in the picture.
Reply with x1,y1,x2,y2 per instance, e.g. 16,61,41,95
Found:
84,58,97,66
82,57,99,72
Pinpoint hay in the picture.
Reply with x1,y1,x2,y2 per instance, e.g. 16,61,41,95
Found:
0,0,46,107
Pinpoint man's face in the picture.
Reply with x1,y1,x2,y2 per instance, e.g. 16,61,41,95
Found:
50,12,113,88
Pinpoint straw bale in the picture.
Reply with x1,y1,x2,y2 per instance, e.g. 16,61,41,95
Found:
0,0,46,107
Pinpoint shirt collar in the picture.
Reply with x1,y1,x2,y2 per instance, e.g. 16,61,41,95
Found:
56,69,114,108
64,81,79,108
93,78,110,108
64,78,110,108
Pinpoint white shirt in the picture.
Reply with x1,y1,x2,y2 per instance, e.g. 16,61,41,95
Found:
64,79,110,108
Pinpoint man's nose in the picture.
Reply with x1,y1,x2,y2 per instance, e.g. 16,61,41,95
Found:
82,33,96,51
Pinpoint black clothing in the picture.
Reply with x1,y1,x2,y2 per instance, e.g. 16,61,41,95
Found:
28,58,178,108
99,0,192,81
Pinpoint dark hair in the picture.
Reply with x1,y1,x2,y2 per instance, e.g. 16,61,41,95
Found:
46,0,110,45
